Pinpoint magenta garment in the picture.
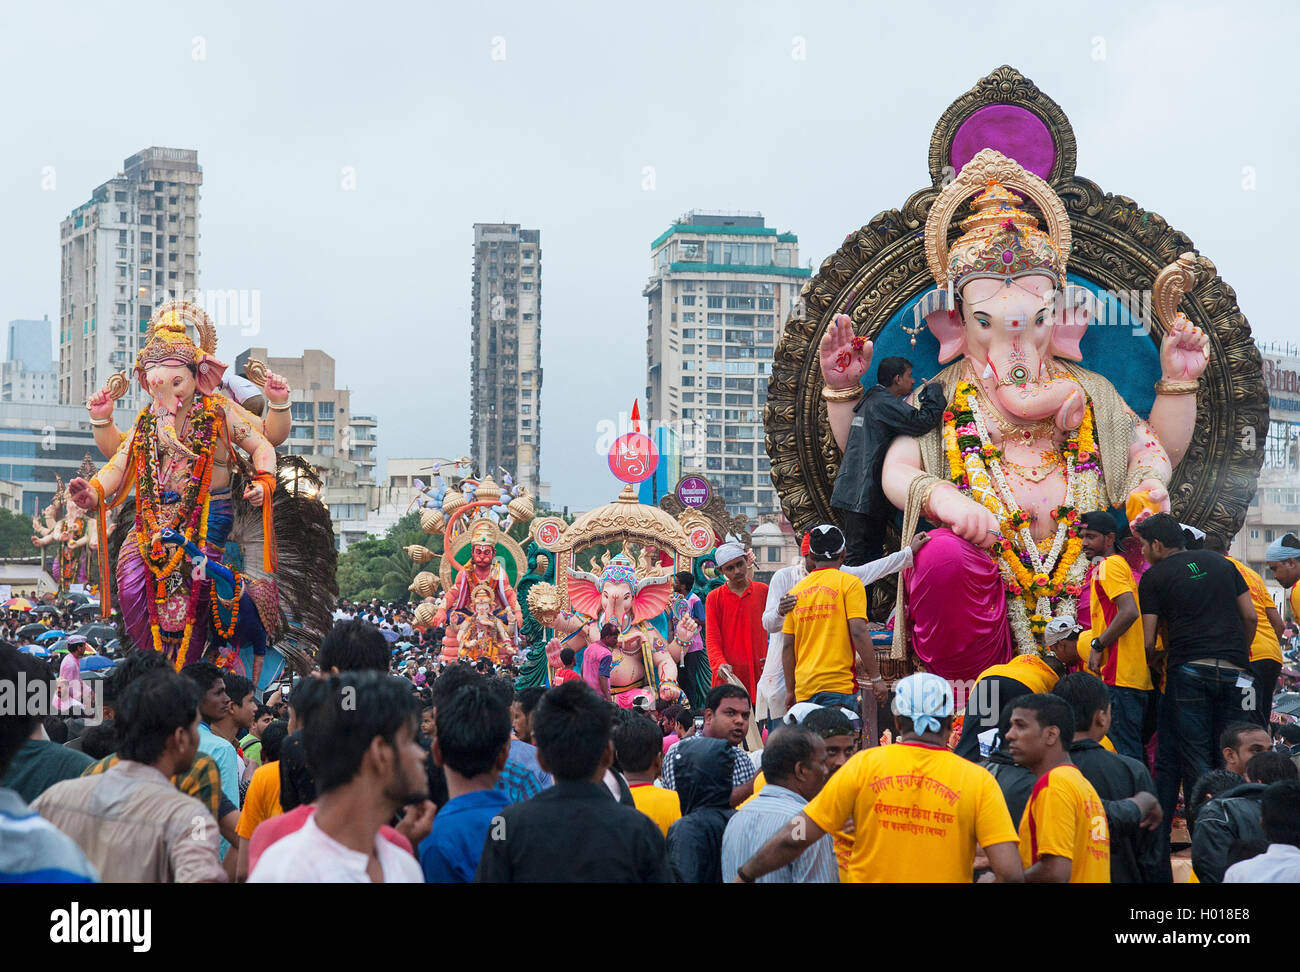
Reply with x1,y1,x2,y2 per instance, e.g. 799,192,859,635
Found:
905,528,1012,683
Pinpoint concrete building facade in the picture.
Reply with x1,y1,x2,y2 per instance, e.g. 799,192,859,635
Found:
644,211,810,523
59,148,202,412
470,224,542,495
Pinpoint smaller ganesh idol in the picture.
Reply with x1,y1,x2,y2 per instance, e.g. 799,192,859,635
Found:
544,554,699,708
67,300,281,684
457,583,514,665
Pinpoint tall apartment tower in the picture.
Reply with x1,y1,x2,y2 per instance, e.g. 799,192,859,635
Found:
2,317,57,404
469,223,542,494
644,211,809,522
59,147,202,411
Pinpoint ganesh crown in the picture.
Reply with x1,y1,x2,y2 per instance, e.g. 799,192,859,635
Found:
599,555,639,589
134,299,227,387
924,149,1072,300
947,182,1064,290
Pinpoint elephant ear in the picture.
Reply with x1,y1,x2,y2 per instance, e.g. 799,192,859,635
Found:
196,355,229,395
631,573,673,625
925,309,967,363
1050,286,1093,362
565,568,602,619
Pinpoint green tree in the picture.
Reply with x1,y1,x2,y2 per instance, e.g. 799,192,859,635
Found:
335,512,441,603
0,508,36,559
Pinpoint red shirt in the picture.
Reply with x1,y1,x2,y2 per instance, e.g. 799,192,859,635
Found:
705,581,768,701
247,804,413,874
553,667,581,685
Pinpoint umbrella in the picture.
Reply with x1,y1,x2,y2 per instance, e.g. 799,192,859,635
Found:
74,623,118,645
1272,694,1300,718
20,645,50,658
3,597,34,611
35,629,67,644
79,655,116,672
16,623,47,639
31,605,59,615
72,603,103,620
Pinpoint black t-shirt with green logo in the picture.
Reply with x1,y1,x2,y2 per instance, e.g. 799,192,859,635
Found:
1137,549,1249,668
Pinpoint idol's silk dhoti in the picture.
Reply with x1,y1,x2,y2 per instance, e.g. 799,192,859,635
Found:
904,528,1012,684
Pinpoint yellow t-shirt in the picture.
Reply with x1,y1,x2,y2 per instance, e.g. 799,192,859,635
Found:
1018,764,1110,883
975,654,1060,695
747,770,854,881
781,568,868,699
1087,555,1152,690
1290,584,1300,624
236,760,283,841
629,783,681,838
1228,556,1282,664
804,741,1018,883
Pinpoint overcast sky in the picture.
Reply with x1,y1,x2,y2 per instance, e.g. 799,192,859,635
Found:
1,0,1295,511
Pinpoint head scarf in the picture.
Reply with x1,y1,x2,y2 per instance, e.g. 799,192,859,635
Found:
1044,617,1083,647
1266,533,1300,562
714,540,746,568
892,673,953,736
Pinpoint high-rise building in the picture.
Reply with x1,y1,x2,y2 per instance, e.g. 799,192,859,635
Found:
644,210,810,522
469,223,543,495
233,347,379,489
2,317,57,405
59,147,202,411
7,317,54,371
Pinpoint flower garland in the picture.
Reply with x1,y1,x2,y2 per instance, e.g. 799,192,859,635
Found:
209,572,244,641
943,381,1102,653
130,395,223,667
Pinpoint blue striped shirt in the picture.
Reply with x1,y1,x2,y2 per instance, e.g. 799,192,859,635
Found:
720,783,839,883
0,787,98,883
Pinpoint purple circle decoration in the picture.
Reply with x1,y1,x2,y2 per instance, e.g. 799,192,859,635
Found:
951,105,1055,181
676,476,711,508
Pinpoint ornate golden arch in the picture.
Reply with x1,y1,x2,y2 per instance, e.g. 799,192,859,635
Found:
529,485,713,608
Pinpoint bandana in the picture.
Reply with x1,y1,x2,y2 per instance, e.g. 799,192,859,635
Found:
715,541,746,568
800,533,812,557
1044,617,1082,647
892,673,953,736
1266,534,1300,562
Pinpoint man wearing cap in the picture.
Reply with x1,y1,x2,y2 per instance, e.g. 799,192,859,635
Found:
1266,532,1300,645
736,673,1022,882
1078,511,1151,761
704,541,767,702
780,525,889,716
56,636,90,715
758,531,926,728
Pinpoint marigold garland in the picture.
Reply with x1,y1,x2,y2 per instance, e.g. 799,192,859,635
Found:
943,381,1102,652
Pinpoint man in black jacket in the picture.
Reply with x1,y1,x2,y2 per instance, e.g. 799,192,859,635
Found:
823,331,945,566
1191,750,1298,883
981,701,1036,827
664,736,737,883
475,681,670,883
1051,673,1164,882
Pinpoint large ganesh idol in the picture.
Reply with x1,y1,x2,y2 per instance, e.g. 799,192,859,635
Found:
768,68,1268,684
821,154,1206,670
67,300,336,688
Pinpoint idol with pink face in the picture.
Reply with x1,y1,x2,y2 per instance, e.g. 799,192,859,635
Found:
819,153,1209,666
66,301,286,687
544,554,699,707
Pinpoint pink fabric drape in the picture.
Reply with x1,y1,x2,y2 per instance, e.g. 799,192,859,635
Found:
905,528,1012,683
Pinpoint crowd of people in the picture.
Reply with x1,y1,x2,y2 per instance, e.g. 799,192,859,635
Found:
3,521,1300,884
